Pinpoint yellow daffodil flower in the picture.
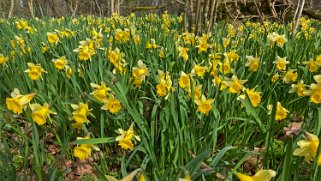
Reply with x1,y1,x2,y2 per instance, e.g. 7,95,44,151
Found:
226,75,247,94
283,69,298,84
294,132,321,166
116,123,140,150
245,55,260,72
178,46,189,61
289,80,306,97
47,32,59,44
90,82,110,102
24,62,46,80
30,103,56,125
0,54,9,65
238,88,262,107
71,103,90,124
191,64,207,77
101,95,122,114
6,88,36,115
235,169,276,181
273,56,289,71
268,102,288,121
73,134,100,160
52,56,68,70
178,71,191,90
194,95,214,115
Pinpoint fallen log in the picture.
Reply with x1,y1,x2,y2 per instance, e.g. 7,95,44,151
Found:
302,9,321,21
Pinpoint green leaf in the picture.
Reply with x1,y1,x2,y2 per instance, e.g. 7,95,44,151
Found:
210,146,235,168
185,150,211,175
72,137,115,145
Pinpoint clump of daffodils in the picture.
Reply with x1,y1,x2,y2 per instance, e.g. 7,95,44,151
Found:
213,76,228,91
90,82,111,102
195,34,210,53
6,88,36,115
182,31,195,45
71,102,92,129
90,82,122,114
156,70,173,99
73,38,96,61
108,47,127,75
146,38,159,49
91,28,103,46
114,28,130,44
219,59,234,75
73,29,103,61
116,123,140,151
224,50,239,62
15,19,28,30
131,60,149,86
267,32,287,48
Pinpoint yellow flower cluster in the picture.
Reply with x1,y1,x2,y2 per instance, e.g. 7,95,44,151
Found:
108,47,127,75
90,82,122,114
156,70,173,99
73,29,103,61
267,32,287,48
6,89,55,125
3,14,321,179
71,103,91,129
131,60,149,86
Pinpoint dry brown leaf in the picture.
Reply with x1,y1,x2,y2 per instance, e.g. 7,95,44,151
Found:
45,133,55,143
284,122,302,137
64,159,73,168
243,147,263,173
48,144,59,155
74,161,93,176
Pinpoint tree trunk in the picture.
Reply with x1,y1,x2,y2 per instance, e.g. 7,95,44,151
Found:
203,0,210,32
8,0,15,18
207,0,216,33
110,0,114,15
189,0,194,32
28,0,34,18
292,0,305,37
195,0,201,34
184,0,188,31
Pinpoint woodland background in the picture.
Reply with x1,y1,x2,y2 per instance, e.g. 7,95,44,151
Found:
0,0,321,34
